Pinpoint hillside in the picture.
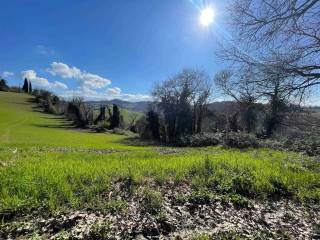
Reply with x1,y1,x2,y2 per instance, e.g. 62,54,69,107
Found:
86,99,153,113
87,99,241,115
0,92,319,239
0,92,130,149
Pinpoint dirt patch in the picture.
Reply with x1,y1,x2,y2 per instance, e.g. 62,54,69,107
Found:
154,147,185,155
2,182,319,239
30,147,126,154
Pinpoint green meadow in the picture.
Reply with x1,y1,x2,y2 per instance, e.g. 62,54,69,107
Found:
0,92,319,216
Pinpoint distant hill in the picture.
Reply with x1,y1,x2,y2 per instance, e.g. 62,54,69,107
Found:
86,99,154,112
207,101,239,115
86,99,241,114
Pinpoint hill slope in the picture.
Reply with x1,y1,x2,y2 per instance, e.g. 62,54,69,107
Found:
0,92,131,149
86,99,153,112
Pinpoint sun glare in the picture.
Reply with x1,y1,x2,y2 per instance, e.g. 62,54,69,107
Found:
200,7,215,27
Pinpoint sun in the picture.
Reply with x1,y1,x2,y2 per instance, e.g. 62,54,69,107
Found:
200,7,215,27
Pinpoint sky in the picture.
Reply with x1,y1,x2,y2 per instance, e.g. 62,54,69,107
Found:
0,0,229,101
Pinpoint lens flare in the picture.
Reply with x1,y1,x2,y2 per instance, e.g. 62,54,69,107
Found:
200,7,215,27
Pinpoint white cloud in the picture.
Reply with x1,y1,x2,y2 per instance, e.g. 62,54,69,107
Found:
48,62,81,78
51,81,68,90
45,61,151,102
1,71,14,77
79,73,111,89
106,87,121,95
21,70,68,90
120,93,153,102
47,62,111,89
21,70,50,87
60,87,152,102
36,45,55,55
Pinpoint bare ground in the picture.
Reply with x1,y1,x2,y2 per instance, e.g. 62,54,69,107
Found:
1,181,319,240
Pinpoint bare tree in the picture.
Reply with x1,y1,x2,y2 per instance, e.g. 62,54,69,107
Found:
214,68,262,132
222,0,320,93
153,69,212,141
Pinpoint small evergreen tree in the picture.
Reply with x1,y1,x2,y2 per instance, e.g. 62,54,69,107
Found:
22,78,29,93
28,81,32,94
0,79,9,91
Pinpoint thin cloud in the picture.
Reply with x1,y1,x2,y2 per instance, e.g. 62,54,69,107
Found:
36,45,55,55
1,71,14,78
106,87,121,94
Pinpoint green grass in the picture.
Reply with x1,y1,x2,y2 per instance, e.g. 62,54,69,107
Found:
0,92,140,149
0,92,319,217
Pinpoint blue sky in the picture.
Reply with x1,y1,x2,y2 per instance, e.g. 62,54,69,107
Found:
0,0,229,101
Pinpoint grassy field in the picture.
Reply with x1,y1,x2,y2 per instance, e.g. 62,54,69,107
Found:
0,92,319,217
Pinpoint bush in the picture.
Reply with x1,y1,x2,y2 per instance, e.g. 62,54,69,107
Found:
263,136,320,156
93,121,109,133
176,132,221,147
223,132,259,149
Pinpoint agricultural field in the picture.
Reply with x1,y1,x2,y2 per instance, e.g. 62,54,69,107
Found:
0,92,320,239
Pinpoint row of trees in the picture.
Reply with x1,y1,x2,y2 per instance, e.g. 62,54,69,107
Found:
139,0,319,142
33,89,122,130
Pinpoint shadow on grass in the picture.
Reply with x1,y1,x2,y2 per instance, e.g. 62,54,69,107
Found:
31,122,74,129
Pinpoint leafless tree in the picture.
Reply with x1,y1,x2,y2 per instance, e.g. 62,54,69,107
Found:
219,0,320,94
214,68,262,132
153,69,212,141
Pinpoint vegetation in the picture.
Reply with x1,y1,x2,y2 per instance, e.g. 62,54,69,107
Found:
0,92,319,221
151,69,211,142
0,79,9,92
0,2,319,236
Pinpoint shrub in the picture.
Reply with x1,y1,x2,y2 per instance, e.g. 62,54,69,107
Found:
263,136,320,156
176,132,221,147
93,121,109,133
223,132,259,149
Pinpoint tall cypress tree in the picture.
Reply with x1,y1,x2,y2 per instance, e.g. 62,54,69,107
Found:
110,104,121,129
28,81,32,94
22,78,29,93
